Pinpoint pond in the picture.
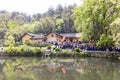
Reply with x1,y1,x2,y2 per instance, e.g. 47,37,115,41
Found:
0,57,120,80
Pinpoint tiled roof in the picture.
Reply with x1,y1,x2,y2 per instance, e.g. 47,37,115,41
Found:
46,32,82,38
60,33,82,38
27,33,44,39
23,32,82,39
45,32,62,36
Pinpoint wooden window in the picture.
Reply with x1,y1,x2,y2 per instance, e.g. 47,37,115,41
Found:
51,34,54,37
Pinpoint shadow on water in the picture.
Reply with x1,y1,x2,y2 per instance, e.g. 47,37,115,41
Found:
0,57,119,80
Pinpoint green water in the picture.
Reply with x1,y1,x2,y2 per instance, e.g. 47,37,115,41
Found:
0,57,119,80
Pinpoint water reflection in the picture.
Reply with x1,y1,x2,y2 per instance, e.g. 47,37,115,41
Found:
0,57,119,80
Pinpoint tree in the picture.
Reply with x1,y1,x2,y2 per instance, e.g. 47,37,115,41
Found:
34,16,56,33
72,0,120,42
55,19,64,33
8,20,18,30
5,35,15,47
5,25,28,43
0,28,6,39
55,4,63,18
61,5,76,33
32,13,42,21
11,11,31,22
110,17,120,45
47,7,55,16
0,13,11,28
0,13,11,42
97,34,115,47
12,15,27,26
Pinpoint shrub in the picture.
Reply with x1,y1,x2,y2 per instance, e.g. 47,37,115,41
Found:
6,46,17,55
4,35,15,47
80,52,91,57
55,48,60,52
6,45,41,56
20,45,33,56
97,34,115,47
6,46,23,56
47,46,51,50
74,48,80,52
15,42,23,46
40,43,53,47
32,43,41,47
41,43,48,47
32,47,41,56
25,40,33,46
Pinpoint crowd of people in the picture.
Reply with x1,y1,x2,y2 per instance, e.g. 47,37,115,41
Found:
50,41,120,52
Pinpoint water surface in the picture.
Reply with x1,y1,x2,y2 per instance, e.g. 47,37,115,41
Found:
0,57,120,80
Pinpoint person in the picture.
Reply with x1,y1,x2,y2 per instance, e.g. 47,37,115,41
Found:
61,66,66,74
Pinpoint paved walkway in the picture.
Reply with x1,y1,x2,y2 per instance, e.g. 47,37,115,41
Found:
83,50,120,53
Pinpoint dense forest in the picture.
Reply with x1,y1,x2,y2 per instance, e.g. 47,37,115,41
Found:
0,0,120,46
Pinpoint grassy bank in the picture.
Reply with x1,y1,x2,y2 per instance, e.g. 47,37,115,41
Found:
5,45,42,56
3,45,91,57
1,45,120,60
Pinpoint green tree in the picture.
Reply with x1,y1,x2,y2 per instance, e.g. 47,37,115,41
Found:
110,17,120,45
97,34,115,47
55,4,63,18
72,0,120,42
32,13,42,21
0,28,6,40
55,19,64,33
8,20,18,30
5,35,15,47
0,13,11,28
0,13,11,42
62,5,76,33
47,7,55,16
34,16,56,33
12,14,27,26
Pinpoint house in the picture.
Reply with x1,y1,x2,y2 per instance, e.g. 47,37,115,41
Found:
45,32,82,42
21,32,82,43
60,33,81,42
45,32,63,42
22,33,45,43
